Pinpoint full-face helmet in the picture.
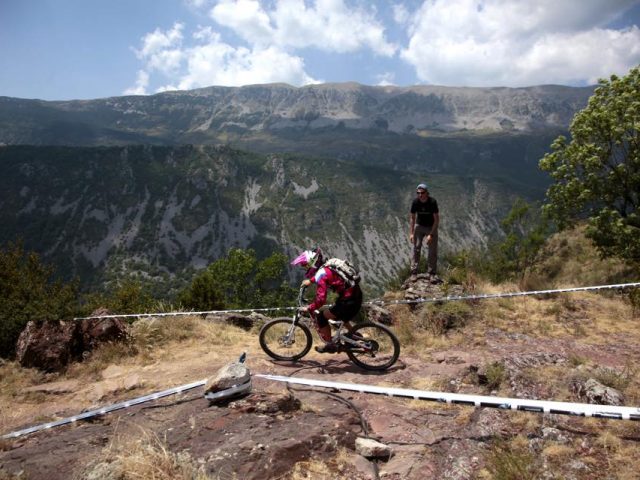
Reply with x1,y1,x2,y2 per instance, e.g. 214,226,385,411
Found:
291,247,323,271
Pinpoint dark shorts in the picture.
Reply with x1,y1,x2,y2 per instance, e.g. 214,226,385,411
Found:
329,287,363,322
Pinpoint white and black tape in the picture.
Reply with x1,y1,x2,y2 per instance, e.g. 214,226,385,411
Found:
4,370,640,441
73,282,640,321
1,379,207,440
255,374,640,421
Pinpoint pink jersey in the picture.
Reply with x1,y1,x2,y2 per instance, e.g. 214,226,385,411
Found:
308,267,356,312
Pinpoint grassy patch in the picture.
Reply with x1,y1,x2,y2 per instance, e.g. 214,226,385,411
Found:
483,436,539,480
79,429,209,480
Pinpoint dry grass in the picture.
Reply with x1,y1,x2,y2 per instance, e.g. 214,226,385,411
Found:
532,225,637,288
65,316,257,381
78,427,210,480
285,448,353,480
0,361,49,432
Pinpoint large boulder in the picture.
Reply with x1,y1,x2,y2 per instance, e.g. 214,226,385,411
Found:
77,317,128,352
15,320,80,372
15,312,129,372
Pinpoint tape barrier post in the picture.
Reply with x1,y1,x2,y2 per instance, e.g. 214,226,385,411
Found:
255,374,640,421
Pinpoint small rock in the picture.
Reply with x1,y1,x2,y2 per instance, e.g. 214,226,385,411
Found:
355,437,392,459
205,358,251,403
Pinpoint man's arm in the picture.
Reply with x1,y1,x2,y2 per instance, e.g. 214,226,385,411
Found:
427,212,439,244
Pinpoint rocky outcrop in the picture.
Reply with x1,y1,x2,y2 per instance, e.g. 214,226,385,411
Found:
401,274,465,303
15,320,80,373
572,378,625,406
15,315,128,372
363,304,394,325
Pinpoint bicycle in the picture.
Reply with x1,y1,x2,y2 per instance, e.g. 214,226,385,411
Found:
259,286,400,371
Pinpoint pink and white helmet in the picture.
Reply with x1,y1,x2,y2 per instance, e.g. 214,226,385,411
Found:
291,248,322,269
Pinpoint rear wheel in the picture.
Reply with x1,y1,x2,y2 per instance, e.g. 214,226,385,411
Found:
345,322,400,371
259,318,313,361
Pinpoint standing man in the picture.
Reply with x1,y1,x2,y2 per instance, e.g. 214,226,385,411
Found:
409,183,439,279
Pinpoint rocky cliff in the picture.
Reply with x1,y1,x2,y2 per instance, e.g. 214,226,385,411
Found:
0,144,523,293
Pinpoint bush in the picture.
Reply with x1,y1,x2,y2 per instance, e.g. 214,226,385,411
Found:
178,248,296,311
80,279,157,316
0,241,77,358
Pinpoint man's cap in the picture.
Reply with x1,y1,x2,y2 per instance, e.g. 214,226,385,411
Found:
416,183,428,191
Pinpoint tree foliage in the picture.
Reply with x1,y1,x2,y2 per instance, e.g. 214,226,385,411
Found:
441,199,549,284
0,241,77,358
484,199,550,282
539,66,640,263
178,248,296,311
81,278,156,316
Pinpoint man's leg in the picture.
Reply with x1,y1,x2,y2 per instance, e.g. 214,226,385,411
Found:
427,229,438,275
411,225,428,275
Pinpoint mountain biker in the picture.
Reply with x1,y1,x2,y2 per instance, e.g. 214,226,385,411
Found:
291,248,363,354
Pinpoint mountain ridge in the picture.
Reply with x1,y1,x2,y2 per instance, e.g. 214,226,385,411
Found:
0,82,593,147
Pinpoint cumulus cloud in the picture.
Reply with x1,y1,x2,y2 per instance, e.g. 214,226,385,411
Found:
123,70,150,95
401,0,640,86
126,22,318,94
126,0,394,94
376,72,396,86
210,0,396,55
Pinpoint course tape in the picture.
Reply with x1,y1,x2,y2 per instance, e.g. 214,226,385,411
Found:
5,369,640,440
255,374,640,421
1,379,207,440
74,281,640,321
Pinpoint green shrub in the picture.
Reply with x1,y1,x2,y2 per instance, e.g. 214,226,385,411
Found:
485,438,538,480
485,361,507,390
0,241,78,358
81,279,158,316
178,248,296,311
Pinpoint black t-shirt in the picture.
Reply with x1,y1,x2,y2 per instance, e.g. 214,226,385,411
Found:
411,196,439,227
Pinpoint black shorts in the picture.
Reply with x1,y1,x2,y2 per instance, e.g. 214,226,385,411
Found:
329,287,363,322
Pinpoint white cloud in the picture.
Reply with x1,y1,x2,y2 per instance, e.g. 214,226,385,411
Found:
392,3,410,25
401,0,640,86
126,23,318,94
136,23,184,58
123,70,150,95
376,72,396,86
170,42,318,90
210,0,275,45
126,0,394,93
210,0,396,56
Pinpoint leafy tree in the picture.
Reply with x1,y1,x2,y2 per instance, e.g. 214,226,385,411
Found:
0,241,77,358
484,199,550,282
539,66,640,264
178,248,296,311
81,278,156,316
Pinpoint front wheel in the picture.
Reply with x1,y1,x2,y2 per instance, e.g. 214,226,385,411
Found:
259,318,313,361
345,322,400,371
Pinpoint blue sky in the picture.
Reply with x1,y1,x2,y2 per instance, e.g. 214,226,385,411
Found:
1,0,640,100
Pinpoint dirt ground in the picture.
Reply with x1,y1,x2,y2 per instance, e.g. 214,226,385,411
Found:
2,303,640,479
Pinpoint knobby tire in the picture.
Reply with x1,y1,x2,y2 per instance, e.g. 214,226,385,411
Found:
345,321,400,371
259,318,313,361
